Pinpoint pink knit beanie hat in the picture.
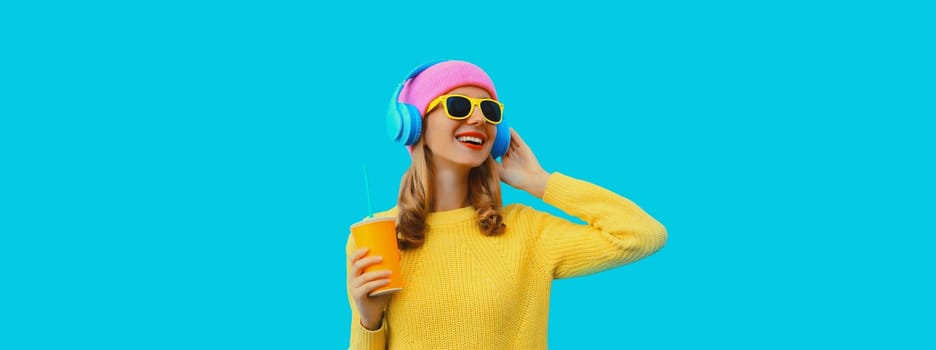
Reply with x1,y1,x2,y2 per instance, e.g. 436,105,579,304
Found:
397,60,498,117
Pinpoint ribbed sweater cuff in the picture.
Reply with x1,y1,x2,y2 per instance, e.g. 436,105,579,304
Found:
352,318,386,350
542,172,580,207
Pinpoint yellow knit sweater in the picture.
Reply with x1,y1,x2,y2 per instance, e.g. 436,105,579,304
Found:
346,173,667,349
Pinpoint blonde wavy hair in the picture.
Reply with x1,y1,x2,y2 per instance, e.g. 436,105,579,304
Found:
396,142,506,249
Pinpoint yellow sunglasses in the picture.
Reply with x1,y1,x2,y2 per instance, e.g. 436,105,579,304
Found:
426,94,504,124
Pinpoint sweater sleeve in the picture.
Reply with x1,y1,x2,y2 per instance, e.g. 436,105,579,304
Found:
534,172,667,279
346,235,388,350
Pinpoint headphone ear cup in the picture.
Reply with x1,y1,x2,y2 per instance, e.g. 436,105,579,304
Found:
490,121,511,159
387,101,423,146
401,103,422,146
386,102,405,143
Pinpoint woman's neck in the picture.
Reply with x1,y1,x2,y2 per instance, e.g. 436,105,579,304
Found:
431,165,470,212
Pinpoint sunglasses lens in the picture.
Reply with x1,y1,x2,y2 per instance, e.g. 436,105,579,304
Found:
445,96,472,118
480,101,502,123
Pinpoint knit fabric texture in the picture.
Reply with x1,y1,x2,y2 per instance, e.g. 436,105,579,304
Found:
398,60,498,117
346,173,667,349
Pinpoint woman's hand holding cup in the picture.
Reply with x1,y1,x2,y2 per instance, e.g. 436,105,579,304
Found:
348,248,393,330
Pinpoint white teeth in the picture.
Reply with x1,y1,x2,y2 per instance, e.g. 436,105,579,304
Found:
456,136,483,145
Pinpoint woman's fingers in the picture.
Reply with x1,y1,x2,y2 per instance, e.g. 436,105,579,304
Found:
508,128,533,157
351,270,392,297
361,278,391,291
355,278,391,298
508,133,519,152
509,128,526,150
350,255,383,277
355,270,392,287
349,248,368,265
347,248,368,280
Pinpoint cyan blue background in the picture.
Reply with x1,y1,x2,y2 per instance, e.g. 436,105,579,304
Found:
2,1,934,349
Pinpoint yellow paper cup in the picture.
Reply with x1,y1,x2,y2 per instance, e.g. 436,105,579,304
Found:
350,217,403,296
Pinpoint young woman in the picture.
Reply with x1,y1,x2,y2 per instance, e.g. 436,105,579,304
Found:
346,60,667,349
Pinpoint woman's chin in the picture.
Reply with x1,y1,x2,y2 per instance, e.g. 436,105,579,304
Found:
459,159,488,169
440,155,488,169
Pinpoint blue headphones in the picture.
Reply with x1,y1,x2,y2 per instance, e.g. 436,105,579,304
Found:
386,60,511,159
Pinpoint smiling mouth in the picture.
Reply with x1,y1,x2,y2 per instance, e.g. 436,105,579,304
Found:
455,134,485,150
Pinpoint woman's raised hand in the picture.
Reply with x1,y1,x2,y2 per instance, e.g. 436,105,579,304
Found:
498,128,550,199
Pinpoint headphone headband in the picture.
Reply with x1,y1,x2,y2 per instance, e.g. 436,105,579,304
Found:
390,59,447,110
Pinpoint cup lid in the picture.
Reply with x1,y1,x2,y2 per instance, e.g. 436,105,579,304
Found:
349,216,396,229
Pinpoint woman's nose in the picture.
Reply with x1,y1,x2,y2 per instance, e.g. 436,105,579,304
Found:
465,104,486,125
